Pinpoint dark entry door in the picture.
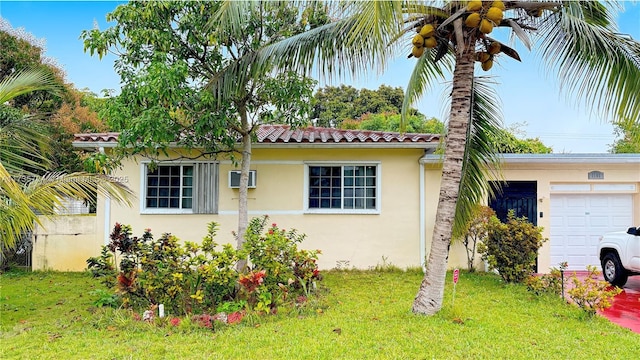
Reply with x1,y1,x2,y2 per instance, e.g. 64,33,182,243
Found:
488,181,537,226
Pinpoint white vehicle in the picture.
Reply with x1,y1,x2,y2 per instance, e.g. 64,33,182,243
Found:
598,226,640,287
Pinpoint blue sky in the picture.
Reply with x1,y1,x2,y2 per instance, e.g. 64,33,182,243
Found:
1,1,639,153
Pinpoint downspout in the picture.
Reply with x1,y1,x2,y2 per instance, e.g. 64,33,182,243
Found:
99,146,111,246
104,198,111,246
419,155,426,273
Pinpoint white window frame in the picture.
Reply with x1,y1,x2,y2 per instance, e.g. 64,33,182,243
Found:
140,161,218,215
303,161,381,214
228,170,257,188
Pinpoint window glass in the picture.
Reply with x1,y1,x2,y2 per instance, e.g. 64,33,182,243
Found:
308,165,377,211
146,165,194,209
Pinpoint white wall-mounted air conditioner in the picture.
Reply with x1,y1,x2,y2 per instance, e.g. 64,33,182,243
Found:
228,170,256,188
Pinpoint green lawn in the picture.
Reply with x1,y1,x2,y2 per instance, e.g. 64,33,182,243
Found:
1,269,637,359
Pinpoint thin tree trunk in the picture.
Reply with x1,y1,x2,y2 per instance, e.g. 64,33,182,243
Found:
235,106,251,271
412,47,476,315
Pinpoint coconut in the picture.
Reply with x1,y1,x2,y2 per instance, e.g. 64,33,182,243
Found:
488,42,501,55
424,36,438,48
467,1,483,12
412,34,425,47
479,18,494,34
491,1,505,11
475,52,491,63
481,59,494,71
465,12,482,28
419,24,435,38
412,46,425,58
486,7,503,24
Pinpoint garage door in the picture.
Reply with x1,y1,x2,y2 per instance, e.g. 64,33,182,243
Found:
550,194,633,271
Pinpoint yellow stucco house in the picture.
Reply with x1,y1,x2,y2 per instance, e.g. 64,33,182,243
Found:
34,125,640,273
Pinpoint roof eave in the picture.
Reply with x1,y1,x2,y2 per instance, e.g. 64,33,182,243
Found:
420,153,640,164
72,141,119,149
253,143,438,149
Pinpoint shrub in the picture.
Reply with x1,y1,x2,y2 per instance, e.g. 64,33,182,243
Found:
243,216,322,304
459,205,495,272
88,216,322,318
567,265,622,316
86,246,117,287
90,222,241,315
525,262,567,296
478,210,546,283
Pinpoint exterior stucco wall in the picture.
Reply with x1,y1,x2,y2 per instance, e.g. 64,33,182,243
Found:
45,150,635,274
32,215,99,271
424,159,640,273
97,148,427,270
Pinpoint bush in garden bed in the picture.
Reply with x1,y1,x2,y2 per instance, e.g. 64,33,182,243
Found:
86,215,323,320
478,210,546,283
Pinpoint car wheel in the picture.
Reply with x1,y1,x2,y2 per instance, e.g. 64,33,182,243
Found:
602,253,628,287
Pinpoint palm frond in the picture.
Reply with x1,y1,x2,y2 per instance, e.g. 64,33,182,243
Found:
0,68,60,104
0,164,39,250
23,172,132,214
402,48,454,132
208,0,259,41
538,1,640,121
1,168,133,250
0,113,51,175
254,1,403,83
453,77,504,238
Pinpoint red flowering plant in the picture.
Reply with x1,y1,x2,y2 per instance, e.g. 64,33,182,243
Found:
169,317,181,327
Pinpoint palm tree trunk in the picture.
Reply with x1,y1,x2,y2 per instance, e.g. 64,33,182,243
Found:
412,47,475,315
235,106,251,271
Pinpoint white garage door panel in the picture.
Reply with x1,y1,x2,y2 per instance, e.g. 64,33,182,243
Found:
550,194,633,271
589,216,608,227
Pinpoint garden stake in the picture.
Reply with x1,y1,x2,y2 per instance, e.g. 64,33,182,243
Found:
561,269,564,299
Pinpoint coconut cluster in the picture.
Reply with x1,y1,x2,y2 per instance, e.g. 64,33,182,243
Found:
410,24,437,58
465,0,504,34
464,0,505,70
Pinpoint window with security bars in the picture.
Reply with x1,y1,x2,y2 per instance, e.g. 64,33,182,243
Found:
146,165,193,209
308,165,377,210
144,163,218,214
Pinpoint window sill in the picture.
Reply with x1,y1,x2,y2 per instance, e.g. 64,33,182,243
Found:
304,209,380,215
141,209,194,215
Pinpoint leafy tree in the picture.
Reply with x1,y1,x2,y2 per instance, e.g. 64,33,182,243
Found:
311,84,421,127
610,119,640,153
1,21,105,173
256,1,640,314
341,112,445,133
81,1,325,259
0,22,65,114
313,83,550,154
0,69,131,255
459,205,495,272
491,124,553,154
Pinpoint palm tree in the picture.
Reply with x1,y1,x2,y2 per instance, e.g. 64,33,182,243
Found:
242,0,640,314
1,69,132,253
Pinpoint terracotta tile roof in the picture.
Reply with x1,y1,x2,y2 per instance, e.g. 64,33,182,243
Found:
255,125,439,144
73,125,440,146
73,132,120,143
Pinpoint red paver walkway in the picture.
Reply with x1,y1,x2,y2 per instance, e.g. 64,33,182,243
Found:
599,275,640,334
565,271,640,333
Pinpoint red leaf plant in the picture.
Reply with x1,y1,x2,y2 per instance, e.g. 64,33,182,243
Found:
227,311,244,324
238,270,267,293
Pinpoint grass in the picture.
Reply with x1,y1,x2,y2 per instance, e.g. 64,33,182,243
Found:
1,269,638,359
